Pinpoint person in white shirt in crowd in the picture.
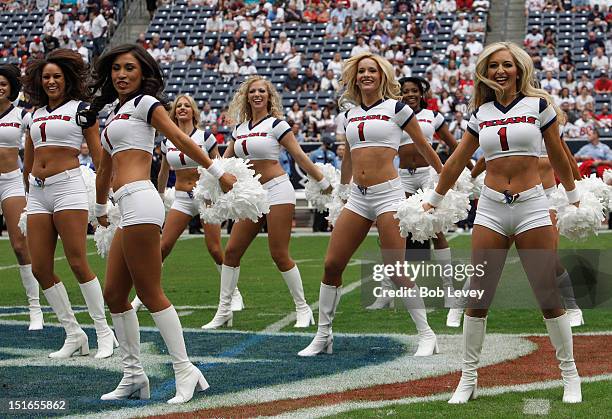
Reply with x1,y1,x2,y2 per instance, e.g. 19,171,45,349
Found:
222,11,238,32
219,54,239,81
452,13,469,37
43,6,63,27
330,2,348,22
423,0,439,14
385,43,405,65
43,13,59,36
282,46,302,70
305,100,323,125
554,87,576,109
465,34,483,57
74,13,91,37
242,32,259,62
375,11,392,32
472,0,490,10
577,73,594,92
74,38,89,64
575,86,595,111
288,101,304,125
199,102,217,127
591,47,610,72
320,69,341,92
327,52,344,78
326,16,344,38
172,39,192,63
268,3,285,23
459,55,475,80
157,41,174,65
309,52,325,78
192,40,209,61
525,0,546,15
446,36,464,57
425,55,445,81
574,110,597,141
448,110,468,141
90,5,108,58
351,36,370,56
438,0,457,12
363,0,382,18
238,58,257,76
425,70,444,95
542,47,560,73
541,71,561,95
274,32,291,55
395,58,413,78
524,26,544,49
349,1,365,21
53,21,71,40
206,12,223,32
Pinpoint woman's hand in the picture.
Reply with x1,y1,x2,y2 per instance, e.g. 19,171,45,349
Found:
422,202,434,212
97,215,109,228
219,172,237,193
322,185,333,195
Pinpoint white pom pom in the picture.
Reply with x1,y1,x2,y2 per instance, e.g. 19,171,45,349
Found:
576,174,612,211
94,224,118,258
79,166,97,224
163,187,175,212
325,197,345,226
603,169,612,185
455,168,475,194
194,158,269,222
556,191,604,241
199,203,225,225
394,188,470,240
305,163,339,211
18,211,27,236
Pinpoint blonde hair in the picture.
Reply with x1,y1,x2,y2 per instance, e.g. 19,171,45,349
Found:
169,94,201,127
227,76,283,125
340,53,401,105
471,42,565,123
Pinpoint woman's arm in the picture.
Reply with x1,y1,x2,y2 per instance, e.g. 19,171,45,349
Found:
23,132,34,194
82,121,102,170
223,139,236,158
157,155,170,194
340,138,352,185
543,122,577,199
403,116,443,173
471,155,486,178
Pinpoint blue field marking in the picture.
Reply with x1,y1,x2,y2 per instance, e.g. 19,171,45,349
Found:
0,323,406,417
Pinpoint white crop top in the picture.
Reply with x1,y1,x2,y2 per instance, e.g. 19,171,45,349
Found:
0,105,27,148
162,128,217,170
400,108,445,146
232,116,291,161
467,95,557,162
26,100,88,150
101,94,162,156
343,98,414,151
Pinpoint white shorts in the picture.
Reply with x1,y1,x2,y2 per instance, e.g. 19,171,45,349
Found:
474,184,552,237
27,168,88,215
263,173,296,206
344,177,404,221
0,169,25,203
399,167,432,194
115,180,165,229
171,190,199,217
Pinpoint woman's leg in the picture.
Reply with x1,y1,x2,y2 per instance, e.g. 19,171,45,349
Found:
55,209,116,358
202,218,261,329
203,222,224,266
161,210,192,261
514,226,581,403
2,197,42,330
298,208,371,356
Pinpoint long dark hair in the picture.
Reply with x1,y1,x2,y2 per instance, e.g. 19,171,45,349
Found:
23,49,90,107
399,76,430,110
0,64,22,102
89,43,166,113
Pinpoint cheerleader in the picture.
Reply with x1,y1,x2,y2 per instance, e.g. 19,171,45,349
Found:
421,42,581,403
299,53,444,357
130,94,244,312
202,75,331,330
21,49,117,359
0,65,42,331
88,44,235,403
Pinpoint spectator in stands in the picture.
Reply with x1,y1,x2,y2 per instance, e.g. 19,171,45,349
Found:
43,12,59,36
239,57,257,75
348,1,364,20
555,87,575,108
423,0,439,13
12,36,28,59
268,3,285,23
316,3,330,23
42,33,60,55
472,0,490,10
596,102,612,127
424,70,443,95
219,54,239,80
258,30,275,55
192,40,209,61
351,36,370,56
206,12,223,32
78,142,94,170
303,3,317,22
526,44,542,69
583,31,605,55
426,55,445,81
422,12,441,35
101,0,116,34
560,71,577,93
575,109,597,140
203,50,219,70
588,16,608,34
28,36,44,58
59,34,75,50
575,129,612,178
330,2,348,22
446,35,464,57
146,0,158,19
542,27,556,48
223,10,238,32
559,50,575,72
541,47,560,73
320,69,340,92
285,3,303,22
594,71,612,93
302,67,320,91
469,14,486,33
210,122,225,144
90,5,108,58
327,51,343,77
274,32,291,55
283,46,303,70
448,110,468,140
524,26,544,49
325,15,344,38
364,0,382,18
199,102,217,127
451,13,469,37
0,41,11,58
592,47,610,72
150,33,162,50
458,55,475,80
576,85,595,110
315,107,336,135
305,100,322,125
284,68,303,92
173,39,192,63
157,41,174,65
291,121,306,142
309,52,325,78
525,0,545,15
288,101,304,125
74,12,91,37
465,34,483,57
456,0,473,11
53,20,71,40
438,0,457,12
541,71,561,95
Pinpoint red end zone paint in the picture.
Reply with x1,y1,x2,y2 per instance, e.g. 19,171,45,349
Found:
150,335,612,418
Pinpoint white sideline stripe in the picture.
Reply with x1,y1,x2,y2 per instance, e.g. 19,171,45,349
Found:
523,398,551,415
0,251,98,271
273,374,612,419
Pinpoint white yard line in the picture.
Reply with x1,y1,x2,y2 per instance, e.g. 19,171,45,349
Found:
0,251,98,271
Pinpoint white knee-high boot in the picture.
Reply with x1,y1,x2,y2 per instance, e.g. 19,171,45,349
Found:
433,248,455,305
152,306,209,404
447,278,470,328
202,265,240,329
43,282,89,358
449,315,487,404
400,289,439,356
544,313,582,403
79,278,118,358
218,264,244,312
281,265,314,327
366,275,395,310
298,283,341,356
19,264,43,330
557,271,584,327
101,309,149,400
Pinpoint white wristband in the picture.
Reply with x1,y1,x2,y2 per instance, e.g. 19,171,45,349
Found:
94,202,107,217
426,190,445,207
317,177,331,190
207,160,225,179
565,188,580,204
